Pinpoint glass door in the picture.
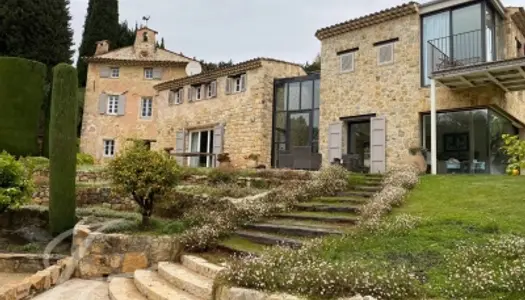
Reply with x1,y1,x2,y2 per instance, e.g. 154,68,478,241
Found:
188,130,214,168
347,121,371,173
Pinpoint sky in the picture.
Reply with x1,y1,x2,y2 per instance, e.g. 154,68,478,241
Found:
69,0,524,65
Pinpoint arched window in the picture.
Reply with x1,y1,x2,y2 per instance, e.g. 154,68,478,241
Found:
143,32,148,42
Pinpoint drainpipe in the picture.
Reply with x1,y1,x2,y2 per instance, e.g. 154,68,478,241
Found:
430,79,437,175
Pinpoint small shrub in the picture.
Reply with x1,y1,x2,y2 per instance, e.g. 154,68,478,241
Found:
208,168,236,184
0,151,34,213
383,166,419,190
501,134,525,174
153,190,203,219
106,143,180,227
76,153,95,165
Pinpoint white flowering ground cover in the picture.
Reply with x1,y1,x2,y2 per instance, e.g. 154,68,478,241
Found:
221,175,525,299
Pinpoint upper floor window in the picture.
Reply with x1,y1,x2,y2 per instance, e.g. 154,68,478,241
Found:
110,67,120,78
226,74,246,94
144,68,153,79
107,95,119,115
338,52,355,73
377,42,395,65
169,88,183,105
140,97,153,119
143,32,149,42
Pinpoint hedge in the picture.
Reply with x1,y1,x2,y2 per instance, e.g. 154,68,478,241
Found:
0,57,47,156
49,64,78,235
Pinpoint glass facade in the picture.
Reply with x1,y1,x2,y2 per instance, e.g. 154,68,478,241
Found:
272,74,320,169
422,108,518,174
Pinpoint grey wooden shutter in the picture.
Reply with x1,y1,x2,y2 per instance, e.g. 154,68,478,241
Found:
188,87,193,102
175,130,185,165
153,68,163,80
370,116,386,174
98,93,107,114
117,94,126,116
168,90,175,106
201,84,207,99
225,78,231,95
211,81,217,97
240,74,247,91
213,124,224,167
178,89,184,104
99,67,110,78
328,122,343,164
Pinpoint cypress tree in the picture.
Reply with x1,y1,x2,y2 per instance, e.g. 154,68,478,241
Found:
116,21,136,49
0,0,74,66
49,64,78,235
76,0,119,87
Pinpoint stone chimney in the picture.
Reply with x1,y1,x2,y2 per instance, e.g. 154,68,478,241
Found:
95,40,109,55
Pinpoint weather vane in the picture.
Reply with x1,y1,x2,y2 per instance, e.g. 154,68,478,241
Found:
142,16,150,27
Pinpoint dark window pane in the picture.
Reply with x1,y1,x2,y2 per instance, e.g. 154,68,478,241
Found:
313,109,319,141
288,82,300,110
314,80,320,108
275,84,286,111
276,112,286,129
489,110,517,174
290,113,310,147
300,81,313,110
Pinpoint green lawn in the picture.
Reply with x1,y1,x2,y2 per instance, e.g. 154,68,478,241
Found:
316,175,525,299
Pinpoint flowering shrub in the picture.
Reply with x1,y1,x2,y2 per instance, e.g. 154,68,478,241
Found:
382,165,419,190
219,239,424,299
440,235,525,298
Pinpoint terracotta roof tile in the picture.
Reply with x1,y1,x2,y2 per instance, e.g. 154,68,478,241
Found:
315,2,420,40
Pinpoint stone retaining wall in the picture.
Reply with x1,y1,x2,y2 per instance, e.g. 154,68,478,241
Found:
0,207,48,229
0,254,64,274
0,256,75,299
33,169,106,185
73,225,182,278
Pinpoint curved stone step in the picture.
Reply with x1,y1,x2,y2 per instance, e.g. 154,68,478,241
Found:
109,278,147,300
133,270,199,300
181,255,225,279
234,230,303,248
158,262,213,299
294,202,360,213
243,223,342,237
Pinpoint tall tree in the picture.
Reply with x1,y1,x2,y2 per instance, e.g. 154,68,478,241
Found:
304,54,321,74
0,0,74,66
76,0,119,87
115,21,136,49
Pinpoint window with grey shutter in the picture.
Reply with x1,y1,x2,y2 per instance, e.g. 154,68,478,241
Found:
178,89,184,104
378,43,394,65
188,87,193,102
117,94,126,116
153,68,163,80
211,81,217,97
240,74,247,92
100,67,110,78
213,124,224,167
175,130,185,165
370,116,386,174
98,93,108,114
339,53,354,73
328,122,343,164
225,78,231,95
168,90,176,106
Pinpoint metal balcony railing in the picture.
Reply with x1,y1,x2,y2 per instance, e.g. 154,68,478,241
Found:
428,29,484,73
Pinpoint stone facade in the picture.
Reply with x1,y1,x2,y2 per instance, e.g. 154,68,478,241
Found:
155,60,305,168
318,3,525,169
80,27,192,162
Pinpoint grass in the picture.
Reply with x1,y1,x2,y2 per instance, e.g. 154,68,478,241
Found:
314,175,525,298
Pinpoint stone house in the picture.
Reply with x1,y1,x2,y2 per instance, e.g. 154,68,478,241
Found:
79,27,194,161
153,59,305,168
314,0,525,174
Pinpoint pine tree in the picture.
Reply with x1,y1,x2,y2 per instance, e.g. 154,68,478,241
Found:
76,0,119,87
0,0,74,66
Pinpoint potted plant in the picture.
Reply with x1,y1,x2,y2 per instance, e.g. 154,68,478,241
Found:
245,153,260,168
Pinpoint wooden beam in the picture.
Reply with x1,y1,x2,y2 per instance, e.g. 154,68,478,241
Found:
458,76,475,87
486,72,510,92
517,66,525,77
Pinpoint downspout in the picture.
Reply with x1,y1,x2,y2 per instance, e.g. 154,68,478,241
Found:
430,79,437,175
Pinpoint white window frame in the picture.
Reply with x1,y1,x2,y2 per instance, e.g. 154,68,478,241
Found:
110,67,120,78
103,139,115,157
207,84,213,98
187,129,214,168
234,76,242,93
195,86,202,100
107,95,119,115
377,43,395,66
144,68,154,80
172,89,181,105
140,97,153,118
339,52,355,73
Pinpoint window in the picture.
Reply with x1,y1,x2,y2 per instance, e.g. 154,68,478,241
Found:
207,84,213,98
169,89,183,105
339,52,354,73
140,97,153,118
110,67,120,78
143,32,148,42
227,74,246,94
103,139,115,157
107,95,119,115
377,43,394,65
195,86,202,100
144,68,153,79
188,129,214,168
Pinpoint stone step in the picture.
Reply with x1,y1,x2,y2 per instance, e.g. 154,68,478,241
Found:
243,223,342,237
234,230,303,249
274,212,359,224
134,270,199,300
350,185,382,192
109,278,147,300
294,202,361,213
158,262,213,299
181,255,225,279
314,196,369,205
217,236,266,256
337,190,376,198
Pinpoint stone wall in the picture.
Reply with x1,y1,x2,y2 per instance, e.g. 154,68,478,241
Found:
33,169,107,185
319,10,525,169
0,207,48,230
0,253,64,273
73,225,182,278
155,60,305,168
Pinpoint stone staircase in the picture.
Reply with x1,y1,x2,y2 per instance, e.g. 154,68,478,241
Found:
108,255,223,300
218,174,383,254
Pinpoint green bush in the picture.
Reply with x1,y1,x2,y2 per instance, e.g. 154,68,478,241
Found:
19,156,50,171
501,134,525,174
0,151,34,213
207,168,236,184
49,64,78,235
106,143,180,227
76,153,95,165
0,57,47,156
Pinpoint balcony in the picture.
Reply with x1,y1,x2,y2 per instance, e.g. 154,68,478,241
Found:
428,29,525,91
